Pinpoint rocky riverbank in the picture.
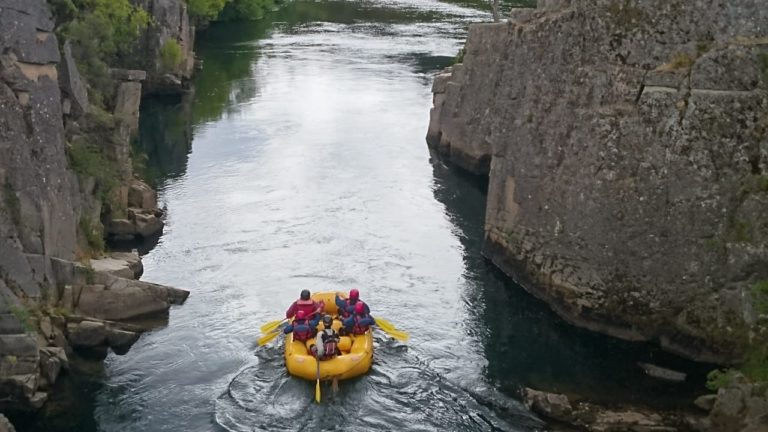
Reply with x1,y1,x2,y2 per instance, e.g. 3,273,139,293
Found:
0,0,193,423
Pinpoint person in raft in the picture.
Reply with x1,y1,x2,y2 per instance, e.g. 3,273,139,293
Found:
335,288,370,319
286,289,325,320
310,315,341,360
283,310,319,342
342,302,375,335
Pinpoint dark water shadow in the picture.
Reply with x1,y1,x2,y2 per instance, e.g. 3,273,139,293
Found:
428,151,714,409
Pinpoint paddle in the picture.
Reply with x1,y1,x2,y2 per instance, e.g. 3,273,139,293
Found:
258,329,282,346
373,317,409,342
315,361,321,403
260,318,288,334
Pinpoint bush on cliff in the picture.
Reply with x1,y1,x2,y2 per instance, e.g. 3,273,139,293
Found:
160,39,183,73
188,0,228,21
187,0,276,23
49,0,151,106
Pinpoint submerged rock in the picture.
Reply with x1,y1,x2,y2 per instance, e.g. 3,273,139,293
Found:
638,363,687,382
522,387,687,431
0,414,16,432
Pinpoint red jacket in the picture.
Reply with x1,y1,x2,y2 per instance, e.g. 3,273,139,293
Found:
285,299,325,319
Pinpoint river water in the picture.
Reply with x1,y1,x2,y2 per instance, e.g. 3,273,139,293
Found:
19,0,711,430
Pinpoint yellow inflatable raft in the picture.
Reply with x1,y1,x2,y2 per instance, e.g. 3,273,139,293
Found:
284,291,373,381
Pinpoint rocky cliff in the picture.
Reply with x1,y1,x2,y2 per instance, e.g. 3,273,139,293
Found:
132,0,196,94
429,0,768,364
0,0,188,415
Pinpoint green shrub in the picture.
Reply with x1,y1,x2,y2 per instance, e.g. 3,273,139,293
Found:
706,368,740,391
219,0,275,20
160,39,183,73
742,345,768,383
452,46,466,65
187,0,228,21
59,0,151,106
79,216,104,255
67,141,118,200
8,305,34,333
188,0,275,22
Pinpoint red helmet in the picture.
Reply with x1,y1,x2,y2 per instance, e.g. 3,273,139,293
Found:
354,302,364,314
349,289,360,300
296,310,306,319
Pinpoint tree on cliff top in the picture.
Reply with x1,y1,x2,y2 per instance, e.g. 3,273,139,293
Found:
48,0,151,106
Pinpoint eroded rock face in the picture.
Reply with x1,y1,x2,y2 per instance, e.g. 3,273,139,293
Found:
430,0,768,363
0,0,79,296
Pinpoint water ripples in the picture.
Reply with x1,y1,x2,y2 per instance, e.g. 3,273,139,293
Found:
215,336,543,432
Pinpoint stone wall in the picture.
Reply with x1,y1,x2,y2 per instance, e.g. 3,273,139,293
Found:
429,0,768,363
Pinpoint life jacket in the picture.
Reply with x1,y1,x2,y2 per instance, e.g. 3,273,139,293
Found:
315,329,339,360
295,299,318,317
339,299,366,319
351,315,370,335
292,319,314,342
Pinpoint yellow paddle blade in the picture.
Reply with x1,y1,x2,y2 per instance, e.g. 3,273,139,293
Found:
315,379,321,403
375,317,395,332
260,318,286,333
258,330,281,346
384,328,409,342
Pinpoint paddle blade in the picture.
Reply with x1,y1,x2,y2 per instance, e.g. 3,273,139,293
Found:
375,317,394,332
258,330,280,346
315,379,321,403
386,328,409,342
260,318,286,333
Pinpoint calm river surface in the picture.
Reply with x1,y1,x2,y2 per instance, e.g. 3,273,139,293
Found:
21,0,711,430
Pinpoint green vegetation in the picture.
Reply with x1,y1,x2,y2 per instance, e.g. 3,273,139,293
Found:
752,280,768,315
741,344,768,383
67,140,118,205
79,216,105,255
2,182,21,228
160,39,183,73
452,46,465,65
703,237,723,250
706,368,741,391
668,51,695,70
747,175,768,193
188,0,228,21
9,305,34,333
731,219,752,242
50,0,151,106
4,355,18,366
187,0,277,22
696,40,713,56
705,281,768,391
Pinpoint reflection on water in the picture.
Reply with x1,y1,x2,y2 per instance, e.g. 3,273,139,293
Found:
15,0,710,430
429,155,712,407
